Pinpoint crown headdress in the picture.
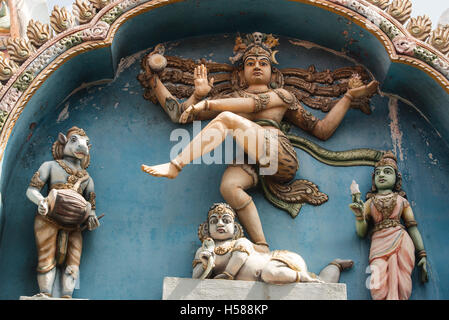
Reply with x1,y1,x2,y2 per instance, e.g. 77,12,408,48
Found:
229,32,280,65
374,151,398,171
207,202,236,219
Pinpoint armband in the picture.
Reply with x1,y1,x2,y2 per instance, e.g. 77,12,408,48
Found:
29,171,45,190
405,220,418,228
88,192,96,211
416,250,427,259
253,93,271,112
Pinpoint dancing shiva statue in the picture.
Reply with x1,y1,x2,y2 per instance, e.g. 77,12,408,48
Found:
349,151,428,300
139,32,379,252
25,127,101,299
193,203,353,283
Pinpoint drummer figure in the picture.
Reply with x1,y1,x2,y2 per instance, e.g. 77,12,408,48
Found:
26,126,100,299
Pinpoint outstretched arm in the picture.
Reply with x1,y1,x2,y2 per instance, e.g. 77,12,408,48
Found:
179,89,291,123
286,81,379,140
150,64,214,123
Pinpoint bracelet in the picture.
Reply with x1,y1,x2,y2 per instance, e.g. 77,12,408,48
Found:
405,220,418,228
417,249,427,259
222,271,234,280
193,91,206,101
344,92,354,101
204,100,210,111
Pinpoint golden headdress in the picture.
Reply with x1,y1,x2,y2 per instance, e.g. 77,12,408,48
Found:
207,202,236,219
374,151,398,171
229,32,280,65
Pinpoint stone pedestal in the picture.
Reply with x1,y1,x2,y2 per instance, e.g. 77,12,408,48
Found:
19,294,87,300
162,277,347,300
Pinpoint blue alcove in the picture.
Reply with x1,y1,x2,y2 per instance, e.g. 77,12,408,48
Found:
0,0,448,300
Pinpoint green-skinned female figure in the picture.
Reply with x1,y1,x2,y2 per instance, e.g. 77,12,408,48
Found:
349,151,428,300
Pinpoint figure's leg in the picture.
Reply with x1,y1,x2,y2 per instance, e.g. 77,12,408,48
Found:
62,231,83,298
214,250,249,280
142,111,268,179
261,261,323,284
34,215,59,296
37,268,57,297
220,165,268,252
369,258,389,300
317,259,354,283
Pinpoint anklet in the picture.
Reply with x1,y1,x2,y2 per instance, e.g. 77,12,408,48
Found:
170,159,184,172
328,261,343,272
222,271,234,280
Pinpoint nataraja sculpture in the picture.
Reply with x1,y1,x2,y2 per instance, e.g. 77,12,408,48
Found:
139,32,380,252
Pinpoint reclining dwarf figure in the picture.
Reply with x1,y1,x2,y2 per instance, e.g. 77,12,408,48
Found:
26,126,100,298
193,203,353,284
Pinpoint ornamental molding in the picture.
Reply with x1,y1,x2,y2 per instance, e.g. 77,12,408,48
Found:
0,0,448,157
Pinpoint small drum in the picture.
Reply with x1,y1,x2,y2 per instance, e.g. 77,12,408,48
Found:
47,189,91,228
147,53,167,73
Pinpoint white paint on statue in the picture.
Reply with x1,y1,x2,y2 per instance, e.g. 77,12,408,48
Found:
15,0,49,38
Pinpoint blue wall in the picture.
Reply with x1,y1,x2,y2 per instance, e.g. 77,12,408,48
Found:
0,33,448,299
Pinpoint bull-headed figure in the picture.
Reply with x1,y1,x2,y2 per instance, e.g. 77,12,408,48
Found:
26,126,100,298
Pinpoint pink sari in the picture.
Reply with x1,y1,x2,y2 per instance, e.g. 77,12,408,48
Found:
368,194,415,300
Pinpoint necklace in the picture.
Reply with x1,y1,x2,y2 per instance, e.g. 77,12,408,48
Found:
243,87,270,94
373,192,398,220
214,240,236,255
56,159,88,187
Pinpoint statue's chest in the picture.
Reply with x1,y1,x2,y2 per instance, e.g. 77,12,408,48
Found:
50,161,89,193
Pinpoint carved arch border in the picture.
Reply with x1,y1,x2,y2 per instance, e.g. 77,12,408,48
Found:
0,0,448,161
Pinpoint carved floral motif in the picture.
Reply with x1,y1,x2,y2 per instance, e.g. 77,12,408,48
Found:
386,0,412,25
73,0,96,24
80,21,110,41
392,36,416,56
6,38,36,64
0,54,19,82
428,26,449,55
406,15,432,42
50,5,74,34
27,20,53,48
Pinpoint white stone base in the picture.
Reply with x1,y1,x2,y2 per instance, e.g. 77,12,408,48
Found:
19,293,87,300
162,277,347,300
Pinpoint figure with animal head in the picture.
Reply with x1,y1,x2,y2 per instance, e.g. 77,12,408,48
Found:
26,126,100,298
349,151,428,300
193,203,353,284
140,32,379,252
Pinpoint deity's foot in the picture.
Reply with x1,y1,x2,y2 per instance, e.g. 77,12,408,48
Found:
141,162,180,179
331,259,354,270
